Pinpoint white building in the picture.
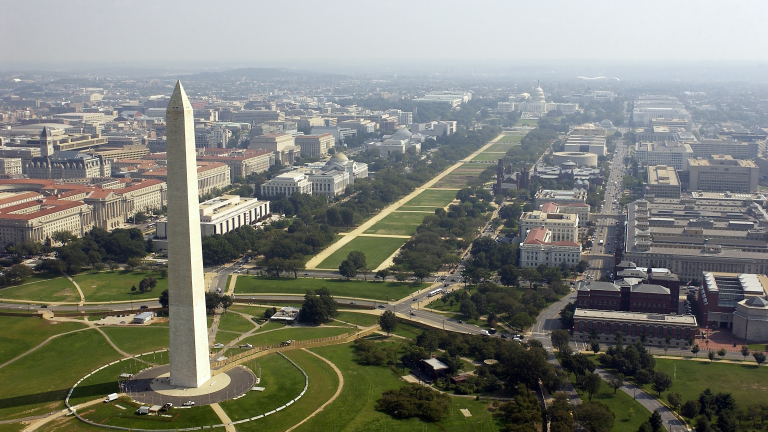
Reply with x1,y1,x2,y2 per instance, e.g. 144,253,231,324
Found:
518,83,548,117
634,142,694,171
368,128,422,156
156,195,269,238
519,210,579,242
323,153,368,184
260,171,312,197
538,202,590,227
563,124,607,156
309,170,349,199
520,227,582,268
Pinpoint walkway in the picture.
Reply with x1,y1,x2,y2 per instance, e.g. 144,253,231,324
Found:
285,349,344,432
305,133,505,270
594,367,683,432
24,396,105,431
210,403,236,432
63,272,85,306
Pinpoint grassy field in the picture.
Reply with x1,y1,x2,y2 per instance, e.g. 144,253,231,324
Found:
0,329,122,421
0,274,78,302
486,142,519,152
515,119,538,126
316,236,406,270
220,352,306,421
38,416,226,432
403,189,458,207
651,358,768,407
73,270,167,302
235,276,426,301
229,304,271,318
496,134,524,143
0,316,87,365
100,326,169,355
215,330,242,346
390,321,429,340
79,396,222,429
218,311,256,333
239,326,351,348
590,379,650,432
364,211,428,236
471,152,507,162
335,311,381,327
226,349,339,432
292,342,498,432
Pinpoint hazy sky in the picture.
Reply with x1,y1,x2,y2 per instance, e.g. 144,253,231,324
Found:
2,0,767,70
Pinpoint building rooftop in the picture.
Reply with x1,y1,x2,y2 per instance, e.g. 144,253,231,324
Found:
648,165,679,186
574,308,697,325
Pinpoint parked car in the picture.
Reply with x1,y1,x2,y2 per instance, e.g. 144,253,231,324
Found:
182,401,195,407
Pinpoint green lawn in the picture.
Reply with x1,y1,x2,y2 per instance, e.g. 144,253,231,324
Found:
240,326,351,348
73,270,167,302
486,142,519,152
496,134,524,143
218,311,257,333
38,416,225,432
80,395,222,429
226,349,339,432
471,152,507,162
220,352,306,421
0,316,87,365
391,321,429,340
403,189,458,207
100,326,169,355
316,236,406,270
590,379,650,432
364,212,428,236
651,358,768,408
0,274,78,302
253,322,286,333
335,311,381,327
235,276,426,301
0,328,122,421
515,119,538,126
229,304,271,318
215,330,242,346
291,342,498,432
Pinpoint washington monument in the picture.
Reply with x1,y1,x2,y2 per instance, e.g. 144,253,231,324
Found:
166,81,211,388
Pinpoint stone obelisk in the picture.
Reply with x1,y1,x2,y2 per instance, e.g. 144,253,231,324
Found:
166,81,211,388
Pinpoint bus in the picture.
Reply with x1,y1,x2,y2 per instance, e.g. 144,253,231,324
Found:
427,289,443,298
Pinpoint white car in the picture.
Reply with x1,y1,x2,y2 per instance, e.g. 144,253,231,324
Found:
183,401,195,406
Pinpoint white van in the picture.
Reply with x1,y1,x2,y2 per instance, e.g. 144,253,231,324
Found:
104,393,118,403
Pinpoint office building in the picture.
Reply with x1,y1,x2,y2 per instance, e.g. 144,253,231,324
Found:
647,165,681,199
689,139,763,160
141,162,230,197
519,209,579,242
230,109,284,123
634,142,694,171
295,134,335,157
572,309,697,347
309,126,357,145
308,170,349,199
249,133,300,165
197,149,274,178
538,202,590,227
688,155,759,193
699,272,768,331
635,126,695,143
156,194,270,239
534,189,588,207
632,95,692,128
624,198,768,283
0,158,23,176
0,197,94,246
563,124,607,156
519,227,582,268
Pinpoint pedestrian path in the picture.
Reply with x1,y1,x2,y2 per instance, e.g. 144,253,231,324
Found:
285,349,344,432
63,272,85,306
210,403,236,432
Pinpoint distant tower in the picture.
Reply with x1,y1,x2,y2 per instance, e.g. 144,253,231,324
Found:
496,158,504,195
166,81,211,388
40,127,54,157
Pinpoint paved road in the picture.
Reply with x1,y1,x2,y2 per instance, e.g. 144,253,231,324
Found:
532,291,582,406
594,367,683,432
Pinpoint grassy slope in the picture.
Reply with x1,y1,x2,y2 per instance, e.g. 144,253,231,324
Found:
0,329,122,421
218,311,256,333
239,326,351,348
100,326,169,355
73,270,167,302
335,311,381,327
0,275,78,302
0,317,87,365
235,276,425,301
364,212,428,236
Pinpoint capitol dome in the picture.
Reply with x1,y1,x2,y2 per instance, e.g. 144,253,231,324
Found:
531,82,546,103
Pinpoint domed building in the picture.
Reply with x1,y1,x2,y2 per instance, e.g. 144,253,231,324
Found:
367,127,422,156
518,82,549,117
323,152,368,184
